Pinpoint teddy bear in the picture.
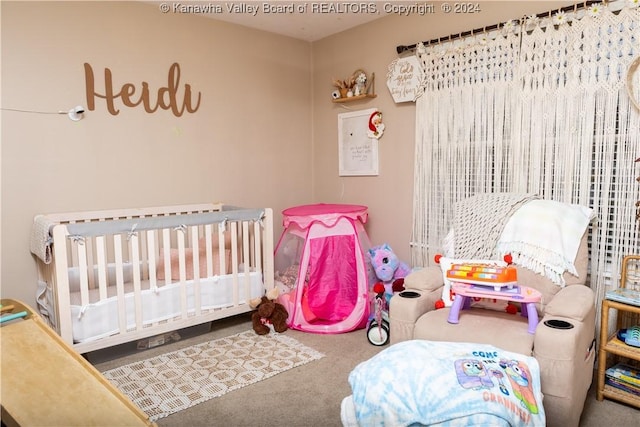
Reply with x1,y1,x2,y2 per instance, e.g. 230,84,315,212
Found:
250,288,289,335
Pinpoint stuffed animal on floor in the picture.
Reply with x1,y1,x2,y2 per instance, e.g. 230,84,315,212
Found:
369,243,411,294
250,288,289,335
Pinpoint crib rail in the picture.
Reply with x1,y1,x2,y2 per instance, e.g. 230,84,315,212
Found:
37,203,274,354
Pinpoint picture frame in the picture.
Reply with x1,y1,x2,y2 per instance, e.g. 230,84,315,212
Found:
338,108,379,176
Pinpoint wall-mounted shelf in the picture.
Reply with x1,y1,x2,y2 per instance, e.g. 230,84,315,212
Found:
332,94,377,104
332,70,376,104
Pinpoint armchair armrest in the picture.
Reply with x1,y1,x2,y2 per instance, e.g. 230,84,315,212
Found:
389,267,445,344
534,284,596,423
389,288,442,344
543,285,595,322
536,285,596,362
403,266,444,291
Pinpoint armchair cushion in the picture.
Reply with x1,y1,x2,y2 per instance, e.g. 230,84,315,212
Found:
413,308,535,355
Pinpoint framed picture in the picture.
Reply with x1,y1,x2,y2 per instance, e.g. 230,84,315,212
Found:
338,108,379,176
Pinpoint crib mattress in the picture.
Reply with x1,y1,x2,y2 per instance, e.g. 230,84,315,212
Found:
67,272,263,343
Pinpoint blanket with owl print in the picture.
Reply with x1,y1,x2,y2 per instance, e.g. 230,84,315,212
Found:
347,340,545,426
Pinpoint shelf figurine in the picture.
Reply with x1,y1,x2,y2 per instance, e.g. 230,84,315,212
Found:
354,71,367,96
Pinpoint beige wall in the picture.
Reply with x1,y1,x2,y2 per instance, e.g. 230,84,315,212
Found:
1,1,574,307
1,1,312,305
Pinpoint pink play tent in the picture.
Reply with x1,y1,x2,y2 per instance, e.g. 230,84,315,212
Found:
274,204,373,333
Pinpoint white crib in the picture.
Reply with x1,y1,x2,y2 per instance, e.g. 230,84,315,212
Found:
32,203,274,354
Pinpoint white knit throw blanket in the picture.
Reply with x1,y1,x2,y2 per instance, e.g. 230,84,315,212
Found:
450,193,540,259
496,200,594,286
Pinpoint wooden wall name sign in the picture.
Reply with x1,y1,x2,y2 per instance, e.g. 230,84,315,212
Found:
84,62,201,116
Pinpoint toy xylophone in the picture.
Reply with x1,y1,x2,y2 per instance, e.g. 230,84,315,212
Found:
447,263,518,290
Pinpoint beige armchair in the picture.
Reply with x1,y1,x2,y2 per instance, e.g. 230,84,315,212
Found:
390,232,596,427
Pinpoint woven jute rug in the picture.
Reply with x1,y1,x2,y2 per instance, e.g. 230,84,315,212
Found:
101,330,325,421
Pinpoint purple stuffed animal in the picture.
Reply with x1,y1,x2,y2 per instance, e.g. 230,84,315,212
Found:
369,244,411,293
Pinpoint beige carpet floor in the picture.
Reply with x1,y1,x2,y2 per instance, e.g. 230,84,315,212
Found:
91,314,639,427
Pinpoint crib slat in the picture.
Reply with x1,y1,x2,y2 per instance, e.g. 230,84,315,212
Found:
230,222,238,306
139,219,149,280
84,226,96,290
52,225,73,344
204,224,213,277
70,221,79,271
218,224,226,275
253,219,262,274
191,226,201,316
113,234,127,334
129,233,143,331
177,228,188,319
190,225,199,280
242,221,251,303
95,236,108,301
146,230,157,290
248,224,256,270
144,229,160,330
162,228,172,285
77,238,90,307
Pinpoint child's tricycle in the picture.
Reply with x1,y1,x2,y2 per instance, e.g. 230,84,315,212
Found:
366,282,390,346
366,243,411,346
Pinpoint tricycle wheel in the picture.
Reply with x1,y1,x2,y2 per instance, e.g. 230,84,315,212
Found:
367,320,389,346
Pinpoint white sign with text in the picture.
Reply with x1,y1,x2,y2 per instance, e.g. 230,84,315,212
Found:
386,56,424,103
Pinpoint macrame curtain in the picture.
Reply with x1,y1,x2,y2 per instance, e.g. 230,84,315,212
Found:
411,1,640,326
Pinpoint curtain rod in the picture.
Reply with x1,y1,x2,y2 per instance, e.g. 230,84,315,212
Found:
395,0,602,55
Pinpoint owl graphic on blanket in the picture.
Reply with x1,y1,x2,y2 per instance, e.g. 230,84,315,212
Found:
346,340,545,426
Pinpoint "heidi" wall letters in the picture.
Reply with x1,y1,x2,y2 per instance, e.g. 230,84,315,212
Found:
84,62,202,116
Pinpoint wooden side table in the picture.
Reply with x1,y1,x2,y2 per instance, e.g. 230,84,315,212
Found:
595,255,640,408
